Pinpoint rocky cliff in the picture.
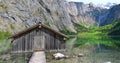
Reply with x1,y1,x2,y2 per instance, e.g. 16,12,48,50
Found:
66,2,107,27
0,0,76,34
66,2,120,27
100,4,120,25
0,0,119,34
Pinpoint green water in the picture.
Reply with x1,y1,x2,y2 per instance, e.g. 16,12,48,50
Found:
74,32,120,48
47,32,120,63
1,32,120,63
71,32,120,63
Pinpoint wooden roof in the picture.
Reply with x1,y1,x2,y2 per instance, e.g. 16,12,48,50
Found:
10,22,67,39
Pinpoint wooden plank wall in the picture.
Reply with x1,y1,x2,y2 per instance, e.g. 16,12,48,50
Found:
12,28,65,53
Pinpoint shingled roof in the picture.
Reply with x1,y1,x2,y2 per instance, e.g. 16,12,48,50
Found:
10,22,67,39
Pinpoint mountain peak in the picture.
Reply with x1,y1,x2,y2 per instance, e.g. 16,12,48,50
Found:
97,3,118,9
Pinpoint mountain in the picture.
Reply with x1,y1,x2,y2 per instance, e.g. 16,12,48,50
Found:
0,0,77,34
105,3,117,8
66,2,107,27
0,0,119,34
97,3,117,9
100,4,120,25
66,2,120,27
108,20,120,36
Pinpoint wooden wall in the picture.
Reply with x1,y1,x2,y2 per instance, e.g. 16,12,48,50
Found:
12,28,65,53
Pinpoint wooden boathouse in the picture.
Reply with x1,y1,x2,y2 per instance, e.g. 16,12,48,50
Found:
10,22,67,53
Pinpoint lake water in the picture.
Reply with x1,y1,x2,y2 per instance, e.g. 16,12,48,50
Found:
1,34,120,63
48,35,120,63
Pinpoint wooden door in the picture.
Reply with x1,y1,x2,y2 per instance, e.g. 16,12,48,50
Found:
34,36,45,51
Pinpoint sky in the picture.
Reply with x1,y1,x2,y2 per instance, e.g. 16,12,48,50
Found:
66,0,120,5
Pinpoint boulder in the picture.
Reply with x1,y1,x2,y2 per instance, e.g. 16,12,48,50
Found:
64,55,70,59
53,53,65,60
78,53,84,57
104,61,111,63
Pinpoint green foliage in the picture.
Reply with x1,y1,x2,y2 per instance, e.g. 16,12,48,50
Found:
0,40,11,52
10,24,15,30
44,21,50,26
108,19,120,36
78,32,107,39
0,2,7,12
74,32,119,49
89,23,98,30
88,23,98,32
88,20,118,34
60,29,76,35
0,31,11,52
0,31,10,40
73,22,88,32
73,19,120,48
60,24,76,35
96,23,115,32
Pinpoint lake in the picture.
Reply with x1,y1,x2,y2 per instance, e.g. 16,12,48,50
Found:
47,32,120,63
0,32,120,63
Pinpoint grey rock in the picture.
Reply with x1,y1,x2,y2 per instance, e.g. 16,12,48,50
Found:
0,0,76,33
66,2,107,27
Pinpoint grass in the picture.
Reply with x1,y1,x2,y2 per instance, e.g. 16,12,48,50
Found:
0,2,7,13
0,31,11,52
0,40,11,52
73,22,88,32
0,31,10,40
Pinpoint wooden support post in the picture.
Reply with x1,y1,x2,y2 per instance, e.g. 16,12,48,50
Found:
29,51,46,63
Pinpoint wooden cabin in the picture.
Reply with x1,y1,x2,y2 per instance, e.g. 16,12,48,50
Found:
10,22,67,53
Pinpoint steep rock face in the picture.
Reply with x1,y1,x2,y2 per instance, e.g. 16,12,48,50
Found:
100,4,120,25
0,0,119,34
0,0,76,34
66,2,107,27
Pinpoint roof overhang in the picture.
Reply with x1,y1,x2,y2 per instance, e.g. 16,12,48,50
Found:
9,22,68,40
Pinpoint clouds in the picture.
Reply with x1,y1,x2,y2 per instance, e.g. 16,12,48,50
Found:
66,0,120,5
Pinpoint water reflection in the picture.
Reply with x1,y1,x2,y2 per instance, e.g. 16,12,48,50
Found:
1,36,120,63
71,35,120,63
47,35,120,63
